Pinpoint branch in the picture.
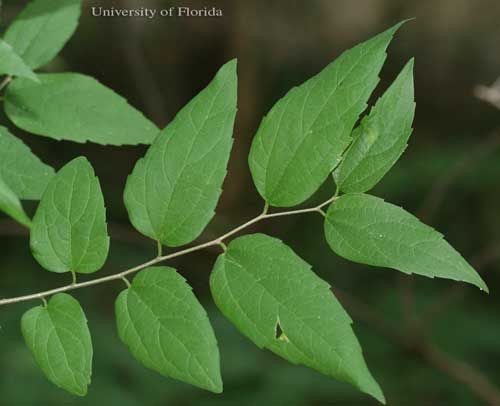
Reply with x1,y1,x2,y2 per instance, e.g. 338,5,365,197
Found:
0,197,335,306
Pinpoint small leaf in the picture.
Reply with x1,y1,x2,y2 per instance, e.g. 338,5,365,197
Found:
248,22,406,207
0,126,54,200
0,39,38,81
4,73,159,145
124,60,237,246
334,59,415,192
21,293,93,396
324,193,488,291
3,0,81,69
30,157,109,274
210,233,385,403
115,267,222,393
0,175,31,227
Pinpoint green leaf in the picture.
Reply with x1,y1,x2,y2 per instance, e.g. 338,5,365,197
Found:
210,233,385,403
324,193,488,291
4,73,159,145
248,22,405,207
3,0,81,69
0,39,38,81
334,59,415,192
115,267,222,393
30,157,109,274
21,293,93,396
0,175,31,227
124,60,237,246
0,126,54,200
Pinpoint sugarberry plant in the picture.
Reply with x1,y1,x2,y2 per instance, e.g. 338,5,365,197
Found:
0,1,488,403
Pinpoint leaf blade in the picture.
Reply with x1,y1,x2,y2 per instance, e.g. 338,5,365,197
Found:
115,266,222,393
124,60,237,246
0,126,54,200
334,59,415,192
210,233,384,403
4,73,159,145
3,0,81,69
21,293,93,396
0,39,38,81
248,22,405,207
30,157,109,274
0,175,31,227
324,193,488,291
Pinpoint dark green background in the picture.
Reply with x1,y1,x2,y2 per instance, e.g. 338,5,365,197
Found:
1,0,500,404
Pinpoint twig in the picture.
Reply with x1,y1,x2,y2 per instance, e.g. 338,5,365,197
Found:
0,196,336,306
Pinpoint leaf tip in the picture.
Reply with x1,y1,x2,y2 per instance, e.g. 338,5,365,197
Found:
71,385,89,397
406,57,415,70
208,379,223,394
220,58,238,76
66,155,92,170
373,391,386,405
383,18,414,38
468,267,488,293
478,279,489,294
28,73,41,84
354,368,386,404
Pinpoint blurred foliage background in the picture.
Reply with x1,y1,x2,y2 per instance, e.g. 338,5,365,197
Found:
2,0,500,404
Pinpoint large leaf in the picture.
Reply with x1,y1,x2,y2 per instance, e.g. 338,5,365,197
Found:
4,73,159,145
0,126,54,200
0,175,31,227
248,22,405,207
21,293,93,396
0,39,37,81
124,60,237,246
3,0,81,69
30,157,109,274
324,193,488,291
210,233,385,403
334,59,415,192
115,267,222,393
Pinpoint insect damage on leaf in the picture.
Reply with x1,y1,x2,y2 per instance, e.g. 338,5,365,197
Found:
1,12,486,405
211,233,385,403
274,320,290,343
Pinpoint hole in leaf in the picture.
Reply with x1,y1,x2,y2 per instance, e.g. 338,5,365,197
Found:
274,320,289,343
